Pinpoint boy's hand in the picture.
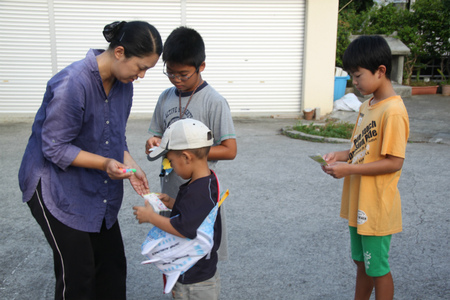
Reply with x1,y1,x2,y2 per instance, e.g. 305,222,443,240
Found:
323,162,351,179
322,152,337,165
321,151,350,178
133,200,155,224
158,193,175,209
145,136,162,155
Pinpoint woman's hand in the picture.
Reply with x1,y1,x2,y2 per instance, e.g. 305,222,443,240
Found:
128,167,150,196
122,151,150,195
103,158,136,180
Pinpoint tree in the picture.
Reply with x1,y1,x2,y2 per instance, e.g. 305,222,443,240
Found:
336,0,450,85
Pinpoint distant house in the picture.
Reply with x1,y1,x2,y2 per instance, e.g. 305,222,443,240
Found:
0,0,338,118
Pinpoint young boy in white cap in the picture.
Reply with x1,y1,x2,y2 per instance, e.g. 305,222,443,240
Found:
134,119,222,300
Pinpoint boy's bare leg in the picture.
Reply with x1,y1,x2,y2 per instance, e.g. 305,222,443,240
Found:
354,261,373,300
373,272,394,300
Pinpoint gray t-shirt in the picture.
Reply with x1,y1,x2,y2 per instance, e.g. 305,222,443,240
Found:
149,81,236,198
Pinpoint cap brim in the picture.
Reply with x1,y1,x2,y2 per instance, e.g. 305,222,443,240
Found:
147,147,168,161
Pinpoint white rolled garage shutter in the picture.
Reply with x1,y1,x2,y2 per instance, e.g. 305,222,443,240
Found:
0,0,53,113
187,0,305,115
0,0,305,115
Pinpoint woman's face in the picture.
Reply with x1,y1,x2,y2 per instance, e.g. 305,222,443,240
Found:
114,51,160,83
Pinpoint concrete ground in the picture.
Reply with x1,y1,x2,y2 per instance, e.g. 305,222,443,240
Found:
1,94,449,299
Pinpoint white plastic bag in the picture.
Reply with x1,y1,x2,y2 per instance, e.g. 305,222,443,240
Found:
141,204,218,294
333,93,362,112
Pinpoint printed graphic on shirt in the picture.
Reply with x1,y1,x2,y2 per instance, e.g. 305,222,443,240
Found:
348,119,378,164
164,106,194,128
357,209,368,225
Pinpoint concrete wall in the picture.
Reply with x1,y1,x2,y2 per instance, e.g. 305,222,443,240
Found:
302,0,339,117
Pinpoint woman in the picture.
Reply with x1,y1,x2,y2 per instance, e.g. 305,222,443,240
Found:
18,21,162,300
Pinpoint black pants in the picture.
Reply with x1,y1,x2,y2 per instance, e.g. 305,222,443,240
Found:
27,181,127,300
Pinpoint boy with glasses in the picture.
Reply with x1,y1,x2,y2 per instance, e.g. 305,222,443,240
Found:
145,26,236,260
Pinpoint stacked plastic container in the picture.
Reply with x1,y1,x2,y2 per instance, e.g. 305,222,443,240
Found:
334,67,350,101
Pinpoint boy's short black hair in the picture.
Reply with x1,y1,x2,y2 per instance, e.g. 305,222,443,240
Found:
343,35,392,79
173,146,211,159
162,26,205,68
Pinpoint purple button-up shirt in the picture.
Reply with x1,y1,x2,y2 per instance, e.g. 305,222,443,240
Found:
19,49,133,232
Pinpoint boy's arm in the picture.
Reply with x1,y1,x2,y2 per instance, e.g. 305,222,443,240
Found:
133,201,185,238
323,154,404,179
208,138,237,160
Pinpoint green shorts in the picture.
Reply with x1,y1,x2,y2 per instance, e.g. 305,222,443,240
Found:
349,226,392,277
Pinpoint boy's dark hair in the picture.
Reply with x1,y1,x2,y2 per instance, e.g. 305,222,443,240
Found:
103,21,163,58
343,35,392,79
173,146,210,159
163,26,205,68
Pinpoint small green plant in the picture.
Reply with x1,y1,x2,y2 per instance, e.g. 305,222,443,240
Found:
293,119,354,139
437,68,450,85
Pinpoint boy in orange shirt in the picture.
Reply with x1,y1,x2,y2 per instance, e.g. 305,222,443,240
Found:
322,35,409,300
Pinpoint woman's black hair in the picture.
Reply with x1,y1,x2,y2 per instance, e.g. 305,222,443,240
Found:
343,35,392,79
162,26,205,68
103,21,163,58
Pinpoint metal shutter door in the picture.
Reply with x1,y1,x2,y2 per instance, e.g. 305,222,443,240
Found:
186,0,305,115
0,0,305,115
0,0,53,113
52,0,179,113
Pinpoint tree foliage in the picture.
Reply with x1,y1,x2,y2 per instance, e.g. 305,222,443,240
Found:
338,0,374,13
337,0,450,84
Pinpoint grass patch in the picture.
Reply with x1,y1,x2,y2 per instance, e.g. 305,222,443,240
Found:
293,119,354,139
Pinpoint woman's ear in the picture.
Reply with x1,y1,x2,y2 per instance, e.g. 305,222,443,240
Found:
114,46,125,60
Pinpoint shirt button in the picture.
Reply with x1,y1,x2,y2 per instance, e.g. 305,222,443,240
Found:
106,120,109,124
103,199,107,203
104,180,108,184
105,99,108,103
105,141,109,145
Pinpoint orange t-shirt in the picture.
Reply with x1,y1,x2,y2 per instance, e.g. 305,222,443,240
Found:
340,96,409,236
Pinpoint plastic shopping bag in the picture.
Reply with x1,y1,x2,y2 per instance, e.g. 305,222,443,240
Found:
141,204,219,294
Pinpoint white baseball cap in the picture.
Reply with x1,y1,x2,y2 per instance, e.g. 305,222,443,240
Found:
147,119,214,161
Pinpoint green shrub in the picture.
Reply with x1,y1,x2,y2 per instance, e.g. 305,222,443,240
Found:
293,119,354,139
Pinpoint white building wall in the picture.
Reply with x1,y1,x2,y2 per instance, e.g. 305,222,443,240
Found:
302,0,339,116
0,0,308,116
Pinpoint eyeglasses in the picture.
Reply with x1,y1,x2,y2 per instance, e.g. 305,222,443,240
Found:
163,64,199,81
